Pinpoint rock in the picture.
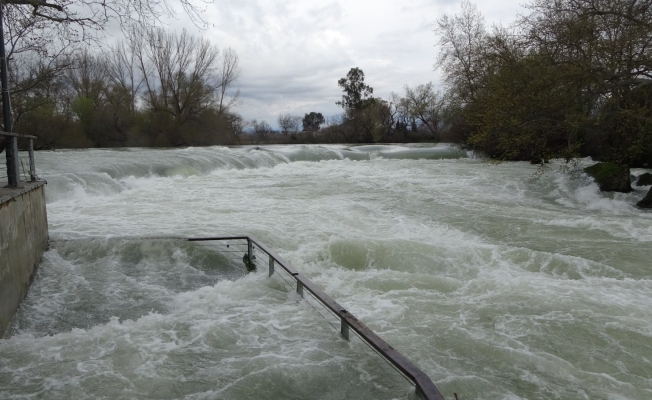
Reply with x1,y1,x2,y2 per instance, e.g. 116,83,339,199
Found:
242,253,257,273
637,187,652,208
584,162,632,192
635,172,652,186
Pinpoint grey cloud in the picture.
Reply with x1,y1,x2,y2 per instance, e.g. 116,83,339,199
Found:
158,0,523,127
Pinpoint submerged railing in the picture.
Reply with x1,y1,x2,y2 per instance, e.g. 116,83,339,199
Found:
1,131,39,185
188,235,445,400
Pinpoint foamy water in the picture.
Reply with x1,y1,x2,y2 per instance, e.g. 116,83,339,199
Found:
1,144,651,399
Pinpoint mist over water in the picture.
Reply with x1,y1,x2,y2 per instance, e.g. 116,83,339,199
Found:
2,144,651,399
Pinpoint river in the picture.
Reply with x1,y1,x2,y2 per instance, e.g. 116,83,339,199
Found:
1,144,651,399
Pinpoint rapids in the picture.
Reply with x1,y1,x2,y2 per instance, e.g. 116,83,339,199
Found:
1,144,651,399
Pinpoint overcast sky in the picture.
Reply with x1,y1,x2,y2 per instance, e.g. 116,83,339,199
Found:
159,0,526,128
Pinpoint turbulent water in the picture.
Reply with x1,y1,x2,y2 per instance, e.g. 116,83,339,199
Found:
1,144,651,400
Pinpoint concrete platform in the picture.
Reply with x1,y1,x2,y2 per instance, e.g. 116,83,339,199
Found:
0,179,48,337
0,180,46,205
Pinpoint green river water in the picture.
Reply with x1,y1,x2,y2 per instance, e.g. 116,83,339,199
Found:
1,144,650,399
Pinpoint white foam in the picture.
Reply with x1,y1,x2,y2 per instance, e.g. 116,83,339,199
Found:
4,145,651,399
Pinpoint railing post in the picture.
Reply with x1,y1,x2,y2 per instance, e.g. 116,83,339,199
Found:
341,317,350,341
0,3,19,188
3,136,19,186
296,280,303,297
268,257,274,277
28,138,36,181
244,239,257,272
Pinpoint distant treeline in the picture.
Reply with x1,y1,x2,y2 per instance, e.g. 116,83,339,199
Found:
7,27,245,149
252,74,450,145
5,22,440,148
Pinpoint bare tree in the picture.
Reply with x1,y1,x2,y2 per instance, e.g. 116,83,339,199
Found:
99,40,146,144
64,49,107,105
3,3,76,121
251,119,273,144
277,113,301,135
216,48,241,117
324,114,345,129
8,53,75,147
139,28,220,127
435,0,487,104
106,39,144,115
402,83,445,139
7,52,72,124
225,112,246,143
3,0,211,43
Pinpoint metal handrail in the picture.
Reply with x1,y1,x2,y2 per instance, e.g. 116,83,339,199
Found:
0,131,37,139
188,235,445,400
1,131,38,183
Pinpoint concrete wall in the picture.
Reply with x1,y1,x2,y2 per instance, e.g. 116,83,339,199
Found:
0,182,48,337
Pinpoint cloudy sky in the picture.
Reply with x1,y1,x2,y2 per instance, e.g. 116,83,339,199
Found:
162,0,526,127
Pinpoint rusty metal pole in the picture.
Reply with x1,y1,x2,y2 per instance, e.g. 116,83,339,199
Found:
28,138,35,181
0,1,18,187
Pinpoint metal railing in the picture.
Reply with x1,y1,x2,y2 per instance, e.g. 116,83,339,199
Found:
1,131,38,185
188,235,445,400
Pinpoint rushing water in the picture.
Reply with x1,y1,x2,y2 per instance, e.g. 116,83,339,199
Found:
1,144,651,400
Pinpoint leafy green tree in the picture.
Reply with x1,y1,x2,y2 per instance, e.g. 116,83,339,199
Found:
434,0,652,165
302,112,325,132
336,68,373,111
335,68,382,142
523,0,652,165
465,49,584,162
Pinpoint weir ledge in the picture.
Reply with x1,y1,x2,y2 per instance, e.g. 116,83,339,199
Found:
0,181,48,337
